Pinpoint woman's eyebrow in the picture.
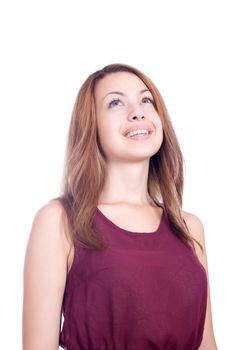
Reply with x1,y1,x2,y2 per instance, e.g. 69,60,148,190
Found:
102,89,150,101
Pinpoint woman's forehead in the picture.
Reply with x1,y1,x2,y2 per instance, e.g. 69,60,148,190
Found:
94,72,148,99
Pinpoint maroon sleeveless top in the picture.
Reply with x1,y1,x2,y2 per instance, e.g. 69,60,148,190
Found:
59,208,207,350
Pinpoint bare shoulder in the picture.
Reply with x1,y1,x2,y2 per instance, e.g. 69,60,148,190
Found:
33,199,66,229
182,210,205,247
182,210,207,268
28,199,72,257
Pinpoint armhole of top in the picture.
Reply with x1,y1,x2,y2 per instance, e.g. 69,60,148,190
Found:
66,242,78,278
52,197,78,279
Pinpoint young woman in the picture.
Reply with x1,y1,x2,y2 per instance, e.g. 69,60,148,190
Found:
23,64,218,349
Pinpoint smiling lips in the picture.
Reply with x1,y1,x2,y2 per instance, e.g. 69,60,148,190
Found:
126,129,149,137
123,124,153,136
123,124,153,140
124,129,153,142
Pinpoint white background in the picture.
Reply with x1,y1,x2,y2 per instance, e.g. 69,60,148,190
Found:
0,0,232,348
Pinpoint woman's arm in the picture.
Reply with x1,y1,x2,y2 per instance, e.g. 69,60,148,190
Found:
23,200,71,350
183,211,218,350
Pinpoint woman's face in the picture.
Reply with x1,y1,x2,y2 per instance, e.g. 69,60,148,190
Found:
94,72,163,163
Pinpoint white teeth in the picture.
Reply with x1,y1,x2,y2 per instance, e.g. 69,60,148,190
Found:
126,129,149,137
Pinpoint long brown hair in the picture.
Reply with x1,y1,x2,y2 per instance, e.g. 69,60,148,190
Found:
57,63,202,251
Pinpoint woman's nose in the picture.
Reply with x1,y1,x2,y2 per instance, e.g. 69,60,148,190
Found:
131,114,145,121
127,106,145,121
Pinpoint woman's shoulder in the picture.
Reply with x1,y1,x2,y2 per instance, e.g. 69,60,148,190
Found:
182,210,206,263
29,199,72,256
35,198,65,216
33,199,66,233
182,210,205,241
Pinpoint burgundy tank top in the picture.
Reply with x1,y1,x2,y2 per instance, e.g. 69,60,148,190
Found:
59,208,207,350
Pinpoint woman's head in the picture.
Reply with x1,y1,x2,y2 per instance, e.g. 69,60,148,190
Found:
64,64,183,204
94,71,163,164
59,63,200,251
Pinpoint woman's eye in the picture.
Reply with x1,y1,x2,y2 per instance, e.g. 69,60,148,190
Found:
142,96,154,104
108,98,122,108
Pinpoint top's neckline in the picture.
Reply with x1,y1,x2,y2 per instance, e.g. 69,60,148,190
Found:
96,206,165,235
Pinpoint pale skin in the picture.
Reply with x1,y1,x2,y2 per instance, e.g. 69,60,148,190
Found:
23,72,218,349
